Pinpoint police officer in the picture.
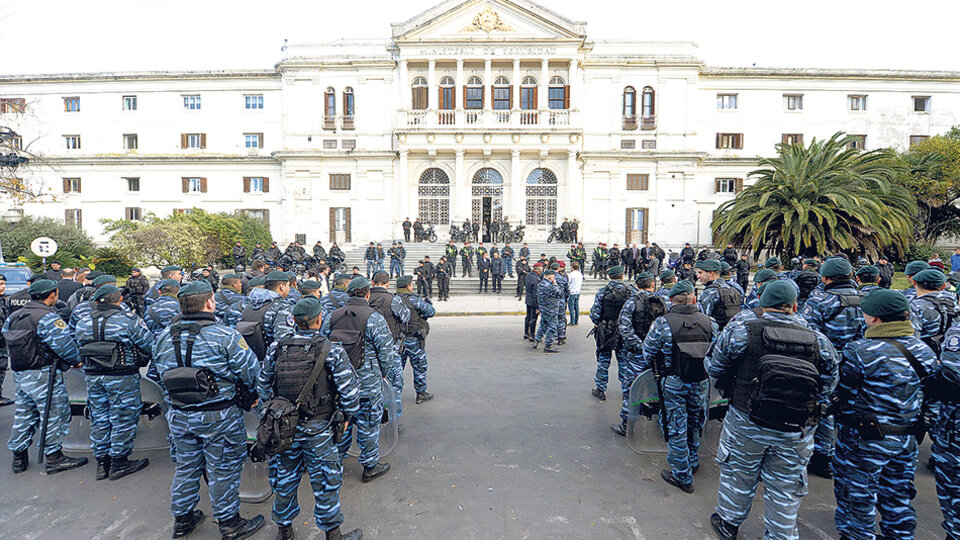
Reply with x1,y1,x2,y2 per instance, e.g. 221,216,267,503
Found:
910,268,958,355
144,279,182,336
502,242,515,278
554,262,569,345
313,240,327,263
477,252,491,293
123,268,150,317
719,262,743,296
616,272,663,435
224,276,266,328
532,269,561,353
324,277,400,482
706,281,839,540
232,242,247,269
696,259,741,331
854,265,881,294
460,241,474,278
877,256,895,289
515,256,531,300
590,266,632,399
490,252,506,294
397,275,436,407
214,274,244,323
641,280,717,492
0,275,11,407
321,274,351,316
735,254,751,293
934,323,960,540
256,297,363,540
70,274,128,332
523,264,542,340
368,272,410,372
901,260,931,301
251,242,265,260
75,284,153,480
741,268,777,310
235,270,295,357
764,257,800,294
267,241,283,262
389,242,404,278
151,280,264,540
145,265,183,307
677,260,696,284
833,289,936,540
4,279,88,475
801,257,866,478
435,256,451,301
444,241,458,276
656,270,677,303
300,280,322,299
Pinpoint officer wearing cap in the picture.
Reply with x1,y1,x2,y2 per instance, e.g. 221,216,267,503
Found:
553,262,570,346
719,261,744,296
735,254,751,292
901,260,931,301
641,280,717,492
74,284,154,480
933,315,960,539
742,269,779,310
144,265,183,308
322,277,400,483
533,269,562,353
236,270,295,356
909,267,958,355
69,274,132,332
150,280,264,539
793,259,822,308
656,270,677,303
459,241,474,278
706,281,839,540
320,273,351,316
764,257,801,294
224,276,265,328
256,297,363,540
214,274,244,323
696,259,742,331
123,268,150,316
589,266,634,400
800,257,866,478
3,279,89,475
143,279,182,336
832,289,936,540
615,271,664,435
396,275,436,408
63,270,100,313
300,280,322,299
855,265,881,294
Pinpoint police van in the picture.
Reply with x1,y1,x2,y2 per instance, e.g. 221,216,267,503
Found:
0,263,33,294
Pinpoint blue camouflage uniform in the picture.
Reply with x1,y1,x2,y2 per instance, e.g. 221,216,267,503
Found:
617,290,655,423
833,324,937,540
726,278,745,296
901,287,917,301
706,311,839,540
5,302,80,457
230,288,295,345
287,287,302,305
801,280,866,459
151,312,261,522
257,330,360,533
320,289,349,317
858,284,880,295
75,303,155,460
654,286,674,308
397,292,435,410
143,295,182,336
697,279,737,326
214,287,243,323
934,326,960,539
534,278,562,347
777,272,801,295
590,281,633,392
69,296,132,332
641,307,718,486
321,299,401,467
555,271,569,340
742,285,760,310
909,289,958,346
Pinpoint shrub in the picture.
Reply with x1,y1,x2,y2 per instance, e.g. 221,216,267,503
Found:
0,216,95,262
91,247,136,277
112,221,219,268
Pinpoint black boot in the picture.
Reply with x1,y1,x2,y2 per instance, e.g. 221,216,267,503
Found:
611,421,627,437
44,450,88,475
12,450,28,474
361,462,390,483
172,510,204,538
660,469,694,493
591,387,606,401
326,526,363,540
710,513,739,540
96,456,111,481
544,345,559,353
416,392,433,404
277,524,294,540
109,454,150,480
807,452,833,479
530,341,540,350
218,513,265,540
557,338,566,346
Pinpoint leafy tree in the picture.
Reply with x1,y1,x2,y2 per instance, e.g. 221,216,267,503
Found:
0,215,95,262
892,133,960,242
112,221,218,268
91,247,135,277
712,133,916,259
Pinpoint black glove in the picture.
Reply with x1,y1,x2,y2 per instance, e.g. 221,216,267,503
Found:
249,443,268,463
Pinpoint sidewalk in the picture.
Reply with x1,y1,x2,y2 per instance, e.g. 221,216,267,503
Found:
431,292,596,316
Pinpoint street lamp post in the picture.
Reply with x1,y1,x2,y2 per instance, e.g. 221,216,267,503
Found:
0,209,23,264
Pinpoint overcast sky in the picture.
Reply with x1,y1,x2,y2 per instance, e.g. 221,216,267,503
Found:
2,0,958,75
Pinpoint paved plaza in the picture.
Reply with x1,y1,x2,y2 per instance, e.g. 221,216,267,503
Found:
0,315,946,539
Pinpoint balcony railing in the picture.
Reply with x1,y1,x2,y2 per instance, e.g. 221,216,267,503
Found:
400,109,579,129
323,114,355,131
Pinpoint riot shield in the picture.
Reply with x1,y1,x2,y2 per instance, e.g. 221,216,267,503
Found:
133,378,170,451
239,409,272,503
348,378,399,458
62,368,90,452
701,377,728,457
626,369,667,454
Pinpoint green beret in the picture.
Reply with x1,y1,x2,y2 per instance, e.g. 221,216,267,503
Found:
905,261,931,276
856,265,879,278
290,297,323,320
161,265,180,274
719,261,732,272
266,270,290,282
299,280,321,291
91,274,117,287
753,268,778,283
347,277,370,292
158,279,180,289
28,279,58,296
248,277,267,287
93,284,120,301
550,262,560,270
86,271,103,280
177,280,212,297
544,269,556,276
635,272,654,282
764,257,782,268
820,258,853,278
659,270,676,281
334,273,351,282
802,258,818,266
861,289,910,318
396,275,413,288
695,259,722,272
669,281,695,297
914,268,947,287
607,266,623,278
760,280,798,307
222,273,241,281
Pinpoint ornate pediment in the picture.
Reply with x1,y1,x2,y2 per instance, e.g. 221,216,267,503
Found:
461,7,514,33
392,0,586,42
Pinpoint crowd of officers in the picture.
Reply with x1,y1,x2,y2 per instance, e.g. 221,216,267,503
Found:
572,252,960,540
0,260,436,540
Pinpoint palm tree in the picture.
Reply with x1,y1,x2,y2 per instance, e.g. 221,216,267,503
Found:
712,132,916,259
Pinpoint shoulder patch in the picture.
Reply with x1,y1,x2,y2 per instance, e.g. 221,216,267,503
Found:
946,335,960,352
238,338,249,350
54,318,67,330
802,305,813,317
285,314,295,327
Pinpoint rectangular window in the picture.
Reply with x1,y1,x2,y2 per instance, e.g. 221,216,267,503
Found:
325,93,336,117
910,135,929,147
242,176,268,193
182,133,206,149
244,133,263,149
125,177,140,191
344,93,355,116
715,178,743,194
781,133,804,145
323,139,337,149
330,174,351,190
63,178,81,193
784,94,803,111
717,94,738,110
716,133,743,150
123,134,138,150
341,139,356,150
620,139,636,149
465,87,483,110
182,177,207,193
64,135,81,150
548,86,566,110
183,95,201,110
848,95,867,111
65,209,82,229
520,87,537,110
244,94,264,109
0,98,26,114
122,95,137,111
493,87,511,110
847,135,867,150
641,139,657,150
439,86,455,110
125,207,142,221
914,96,931,112
412,86,428,110
626,174,649,191
244,209,269,222
64,97,80,112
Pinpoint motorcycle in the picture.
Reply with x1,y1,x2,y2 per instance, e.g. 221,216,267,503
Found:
546,226,563,243
449,224,467,243
504,224,525,243
422,225,438,243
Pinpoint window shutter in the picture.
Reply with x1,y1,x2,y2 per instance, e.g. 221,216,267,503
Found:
451,87,456,108
77,178,82,193
262,177,269,192
181,177,189,193
642,208,649,243
532,89,538,109
735,178,744,193
329,208,336,243
508,86,513,108
63,178,69,193
181,134,187,149
438,87,443,109
463,86,467,109
715,133,721,149
65,209,73,226
344,208,352,243
243,177,251,193
625,208,632,245
200,133,206,149
714,179,720,193
77,209,82,229
258,133,264,148
481,85,485,108
490,86,494,108
200,177,208,193
564,85,570,109
262,209,270,225
735,134,743,149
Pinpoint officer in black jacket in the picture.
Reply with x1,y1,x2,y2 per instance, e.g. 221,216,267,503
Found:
436,257,451,301
422,256,436,299
877,256,895,289
516,257,531,300
524,264,543,340
477,253,492,293
735,255,751,293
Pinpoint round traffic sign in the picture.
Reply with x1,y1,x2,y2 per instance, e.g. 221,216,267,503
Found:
30,237,58,258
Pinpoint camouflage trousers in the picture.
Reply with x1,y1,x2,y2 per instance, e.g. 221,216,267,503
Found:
557,300,567,339
593,347,624,393
400,336,429,398
85,373,142,459
7,367,70,456
167,406,246,521
617,350,643,423
814,414,835,457
662,375,708,485
271,427,344,532
535,311,558,347
933,403,960,539
336,396,383,468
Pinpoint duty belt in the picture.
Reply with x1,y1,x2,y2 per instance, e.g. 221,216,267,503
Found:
837,415,923,436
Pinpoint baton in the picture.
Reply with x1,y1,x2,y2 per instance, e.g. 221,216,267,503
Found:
37,364,57,464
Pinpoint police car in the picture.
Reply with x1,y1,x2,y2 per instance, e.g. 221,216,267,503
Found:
0,263,33,294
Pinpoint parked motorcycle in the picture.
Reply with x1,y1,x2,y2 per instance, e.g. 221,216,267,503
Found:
504,224,525,243
423,224,438,243
449,224,467,243
546,226,563,243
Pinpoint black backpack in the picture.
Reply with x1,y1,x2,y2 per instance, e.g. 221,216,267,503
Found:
795,271,821,303
708,282,742,331
398,294,429,338
663,308,713,383
916,295,959,355
630,293,667,340
328,304,376,368
3,303,55,371
236,298,280,362
368,289,401,339
161,320,222,410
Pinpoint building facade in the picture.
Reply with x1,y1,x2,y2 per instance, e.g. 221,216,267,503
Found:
2,0,959,246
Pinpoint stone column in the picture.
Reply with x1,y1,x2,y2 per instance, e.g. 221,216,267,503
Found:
455,149,468,222
511,150,524,223
567,149,581,220
512,59,521,109
569,58,579,109
484,58,493,112
539,59,549,112
399,150,409,222
427,59,436,110
399,59,409,110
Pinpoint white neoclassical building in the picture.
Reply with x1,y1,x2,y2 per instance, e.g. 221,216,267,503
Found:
2,0,960,247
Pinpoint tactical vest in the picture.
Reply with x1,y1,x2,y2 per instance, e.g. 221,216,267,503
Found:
600,283,630,321
236,297,281,362
3,302,55,371
662,305,713,382
731,319,823,432
398,294,428,337
79,307,142,376
274,334,336,420
630,292,666,340
161,319,229,411
328,299,376,369
368,288,401,339
707,281,742,331
794,271,821,303
916,295,959,355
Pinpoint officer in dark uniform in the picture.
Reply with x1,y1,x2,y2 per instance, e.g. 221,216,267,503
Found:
402,217,412,242
855,265,881,294
144,266,183,308
590,266,633,401
502,242,515,278
123,268,150,317
524,264,542,340
616,272,661,434
70,274,131,332
41,260,63,281
876,256,895,289
9,274,45,313
460,242,475,278
435,256,451,301
515,256,531,300
0,275,11,406
735,254,751,293
232,242,247,269
214,274,244,323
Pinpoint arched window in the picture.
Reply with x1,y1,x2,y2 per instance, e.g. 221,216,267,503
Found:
642,86,655,117
623,86,637,117
471,168,504,226
342,87,355,129
418,168,450,225
439,76,455,110
465,76,483,110
411,76,428,110
493,76,511,110
548,76,568,110
520,76,538,110
324,87,336,130
526,168,558,228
